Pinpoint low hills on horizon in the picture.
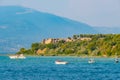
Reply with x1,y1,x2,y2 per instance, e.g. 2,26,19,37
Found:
0,6,119,53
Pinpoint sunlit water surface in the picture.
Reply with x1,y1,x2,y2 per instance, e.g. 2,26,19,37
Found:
0,56,120,80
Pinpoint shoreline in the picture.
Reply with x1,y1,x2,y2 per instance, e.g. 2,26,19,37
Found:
1,54,117,58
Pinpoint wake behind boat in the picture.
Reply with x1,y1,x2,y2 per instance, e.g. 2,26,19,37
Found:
55,60,68,64
9,54,26,59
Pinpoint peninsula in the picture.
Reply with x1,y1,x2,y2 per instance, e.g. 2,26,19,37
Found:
16,34,120,57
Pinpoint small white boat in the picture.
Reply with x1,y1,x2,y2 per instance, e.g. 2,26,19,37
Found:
9,55,18,59
115,53,119,63
88,58,95,63
115,58,119,63
55,60,68,64
9,54,26,59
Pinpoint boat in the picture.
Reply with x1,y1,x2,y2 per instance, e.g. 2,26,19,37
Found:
9,55,18,59
9,54,26,59
115,58,119,63
114,53,119,63
88,58,95,63
55,60,68,64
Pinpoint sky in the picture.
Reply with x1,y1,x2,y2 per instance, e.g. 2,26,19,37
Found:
0,0,120,27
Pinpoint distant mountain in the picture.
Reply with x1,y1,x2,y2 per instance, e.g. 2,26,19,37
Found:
0,6,97,53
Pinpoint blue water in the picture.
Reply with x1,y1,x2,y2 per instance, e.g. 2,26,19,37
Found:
0,56,120,80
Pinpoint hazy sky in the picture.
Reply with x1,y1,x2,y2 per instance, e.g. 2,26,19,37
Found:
0,0,120,27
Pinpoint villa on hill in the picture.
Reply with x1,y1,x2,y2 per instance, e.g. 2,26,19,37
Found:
42,38,62,44
42,37,92,44
42,38,74,44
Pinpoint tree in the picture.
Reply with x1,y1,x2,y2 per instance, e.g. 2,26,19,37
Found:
31,43,39,50
73,35,77,39
68,37,71,40
19,48,26,54
46,43,57,49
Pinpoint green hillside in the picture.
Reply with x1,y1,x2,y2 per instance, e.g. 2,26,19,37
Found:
17,34,120,57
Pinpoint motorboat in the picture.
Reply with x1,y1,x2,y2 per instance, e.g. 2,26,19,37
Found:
114,53,119,63
9,54,26,59
55,60,68,64
88,58,95,63
9,55,18,59
115,58,119,63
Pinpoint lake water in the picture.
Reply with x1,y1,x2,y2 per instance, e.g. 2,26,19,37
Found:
0,56,120,80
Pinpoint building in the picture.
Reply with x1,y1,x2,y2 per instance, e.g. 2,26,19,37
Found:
80,37,92,41
42,38,60,44
65,38,74,42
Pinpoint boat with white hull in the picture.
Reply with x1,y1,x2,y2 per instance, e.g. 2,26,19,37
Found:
9,54,26,59
115,58,119,63
115,53,119,63
88,58,95,63
55,60,68,64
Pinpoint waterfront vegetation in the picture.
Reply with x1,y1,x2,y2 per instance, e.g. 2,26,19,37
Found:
17,34,120,57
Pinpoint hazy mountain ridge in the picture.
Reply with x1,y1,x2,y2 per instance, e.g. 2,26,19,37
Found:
0,6,97,53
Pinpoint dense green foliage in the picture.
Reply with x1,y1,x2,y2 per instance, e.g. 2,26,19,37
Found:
17,34,120,57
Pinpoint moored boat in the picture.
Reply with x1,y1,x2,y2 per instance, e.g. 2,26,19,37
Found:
9,55,18,59
115,53,119,63
115,58,119,63
88,58,95,63
9,54,26,59
55,60,68,64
